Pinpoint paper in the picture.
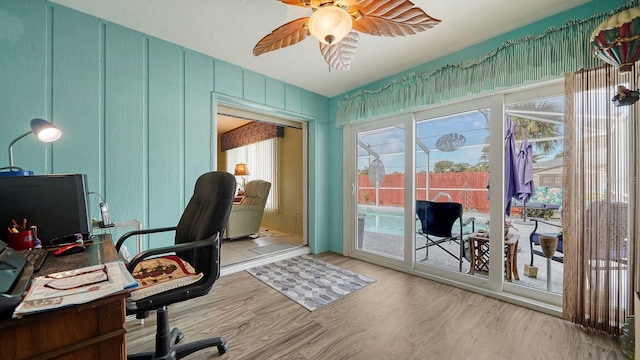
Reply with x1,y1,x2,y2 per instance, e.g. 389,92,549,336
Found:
13,261,137,318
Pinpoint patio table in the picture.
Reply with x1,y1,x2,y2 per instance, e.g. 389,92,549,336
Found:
469,233,520,281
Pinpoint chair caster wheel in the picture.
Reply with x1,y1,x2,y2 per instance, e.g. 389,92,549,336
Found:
175,332,184,344
217,341,229,355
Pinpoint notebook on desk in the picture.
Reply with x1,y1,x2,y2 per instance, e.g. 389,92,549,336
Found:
12,261,136,317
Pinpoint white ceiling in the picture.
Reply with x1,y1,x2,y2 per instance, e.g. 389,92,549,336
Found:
50,0,588,98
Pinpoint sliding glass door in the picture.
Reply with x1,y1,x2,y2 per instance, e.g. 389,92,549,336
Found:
353,121,407,262
344,81,564,307
414,108,492,274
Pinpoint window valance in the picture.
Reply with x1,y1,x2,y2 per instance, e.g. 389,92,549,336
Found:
336,1,639,126
221,122,284,152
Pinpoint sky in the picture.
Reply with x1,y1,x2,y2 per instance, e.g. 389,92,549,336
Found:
357,95,565,175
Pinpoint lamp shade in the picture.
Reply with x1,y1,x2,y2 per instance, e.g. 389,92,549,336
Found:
308,6,352,45
590,7,640,72
234,163,249,176
30,118,62,142
6,118,62,171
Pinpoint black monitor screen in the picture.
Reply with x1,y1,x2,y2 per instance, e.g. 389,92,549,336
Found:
0,174,91,247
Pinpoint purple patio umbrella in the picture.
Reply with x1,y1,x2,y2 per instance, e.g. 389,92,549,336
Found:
515,139,536,219
504,116,519,216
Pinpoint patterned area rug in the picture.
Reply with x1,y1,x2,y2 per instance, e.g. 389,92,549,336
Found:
246,255,375,311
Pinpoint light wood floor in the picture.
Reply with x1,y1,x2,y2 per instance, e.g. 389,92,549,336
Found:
125,252,624,359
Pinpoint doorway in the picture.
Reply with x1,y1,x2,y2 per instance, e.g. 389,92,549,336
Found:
214,102,309,269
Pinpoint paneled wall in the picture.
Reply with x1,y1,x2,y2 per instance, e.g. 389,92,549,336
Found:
0,1,330,252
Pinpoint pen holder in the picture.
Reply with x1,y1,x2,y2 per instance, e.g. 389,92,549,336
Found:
7,230,34,250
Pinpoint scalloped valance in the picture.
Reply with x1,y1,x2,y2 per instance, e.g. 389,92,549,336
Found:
336,1,639,126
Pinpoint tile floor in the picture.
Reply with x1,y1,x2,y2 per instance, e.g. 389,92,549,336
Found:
221,227,305,267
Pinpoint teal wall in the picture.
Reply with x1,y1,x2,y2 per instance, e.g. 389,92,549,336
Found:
324,0,630,252
0,0,331,253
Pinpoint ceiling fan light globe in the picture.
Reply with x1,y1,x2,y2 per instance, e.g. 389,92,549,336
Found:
308,6,352,45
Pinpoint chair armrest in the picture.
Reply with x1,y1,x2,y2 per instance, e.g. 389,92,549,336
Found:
126,232,219,272
463,217,476,226
530,218,562,233
529,219,563,245
115,226,177,251
230,204,265,213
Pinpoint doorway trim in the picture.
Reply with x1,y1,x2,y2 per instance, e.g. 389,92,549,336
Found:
211,92,312,252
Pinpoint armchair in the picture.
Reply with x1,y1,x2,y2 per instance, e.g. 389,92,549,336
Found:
585,201,628,264
224,180,271,240
116,171,236,359
528,218,563,266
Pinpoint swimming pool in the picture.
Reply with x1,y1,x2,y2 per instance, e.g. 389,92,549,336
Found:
357,204,488,236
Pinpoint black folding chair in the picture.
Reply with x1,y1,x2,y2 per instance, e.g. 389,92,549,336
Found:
416,200,475,272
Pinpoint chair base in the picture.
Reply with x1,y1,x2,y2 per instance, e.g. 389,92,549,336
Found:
128,306,228,360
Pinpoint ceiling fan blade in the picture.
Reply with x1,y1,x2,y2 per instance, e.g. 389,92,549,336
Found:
253,17,311,56
279,0,313,7
320,31,360,71
351,0,441,37
279,0,363,6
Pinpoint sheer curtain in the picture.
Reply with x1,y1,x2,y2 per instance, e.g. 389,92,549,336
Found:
226,138,280,211
564,65,639,336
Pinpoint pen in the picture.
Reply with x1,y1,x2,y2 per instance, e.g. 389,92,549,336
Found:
12,219,19,229
22,218,27,231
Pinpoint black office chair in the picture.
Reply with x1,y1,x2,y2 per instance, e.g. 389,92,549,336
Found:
116,171,236,359
416,200,475,272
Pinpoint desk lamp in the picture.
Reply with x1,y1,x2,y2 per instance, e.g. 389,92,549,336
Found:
1,118,62,176
234,163,249,196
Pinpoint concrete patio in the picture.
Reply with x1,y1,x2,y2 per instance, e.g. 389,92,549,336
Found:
359,215,564,294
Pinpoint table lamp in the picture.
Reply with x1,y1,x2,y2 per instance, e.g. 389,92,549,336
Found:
1,118,62,176
234,163,249,195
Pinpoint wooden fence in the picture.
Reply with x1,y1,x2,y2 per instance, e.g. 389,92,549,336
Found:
358,171,492,212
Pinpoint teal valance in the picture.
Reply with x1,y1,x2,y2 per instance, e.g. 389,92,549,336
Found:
336,1,639,126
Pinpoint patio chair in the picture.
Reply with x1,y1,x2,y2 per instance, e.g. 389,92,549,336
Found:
416,200,475,272
585,201,628,266
528,218,563,266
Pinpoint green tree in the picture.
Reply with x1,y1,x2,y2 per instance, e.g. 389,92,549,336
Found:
433,160,455,173
510,100,562,156
477,101,562,165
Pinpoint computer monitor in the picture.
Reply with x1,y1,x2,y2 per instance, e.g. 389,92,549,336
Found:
0,174,92,247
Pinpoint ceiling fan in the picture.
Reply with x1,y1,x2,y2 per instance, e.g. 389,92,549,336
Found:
253,0,441,71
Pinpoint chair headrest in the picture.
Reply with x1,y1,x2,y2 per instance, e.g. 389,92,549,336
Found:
245,180,271,198
241,180,271,206
175,171,236,268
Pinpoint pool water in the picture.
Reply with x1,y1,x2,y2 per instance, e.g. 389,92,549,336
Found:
358,205,488,236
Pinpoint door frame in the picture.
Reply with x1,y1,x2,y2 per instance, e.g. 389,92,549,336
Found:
341,81,564,314
211,93,311,250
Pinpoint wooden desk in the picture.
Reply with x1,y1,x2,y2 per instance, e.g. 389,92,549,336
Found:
0,234,128,360
468,233,520,281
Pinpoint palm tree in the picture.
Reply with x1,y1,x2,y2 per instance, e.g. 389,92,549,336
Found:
477,100,563,164
509,100,563,156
